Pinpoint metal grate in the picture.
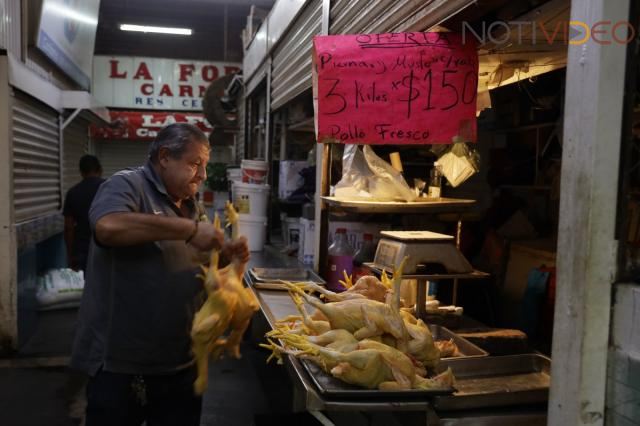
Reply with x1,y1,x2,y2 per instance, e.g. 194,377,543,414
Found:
0,0,22,57
330,0,476,34
62,119,90,195
96,140,151,178
12,92,61,222
270,0,322,110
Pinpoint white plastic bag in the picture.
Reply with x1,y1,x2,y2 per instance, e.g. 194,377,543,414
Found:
333,145,374,199
435,140,480,188
36,268,85,309
333,145,417,202
362,146,417,202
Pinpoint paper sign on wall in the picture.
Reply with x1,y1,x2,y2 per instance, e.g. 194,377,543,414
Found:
313,33,478,145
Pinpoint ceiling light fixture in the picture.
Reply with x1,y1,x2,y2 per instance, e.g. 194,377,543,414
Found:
120,24,192,35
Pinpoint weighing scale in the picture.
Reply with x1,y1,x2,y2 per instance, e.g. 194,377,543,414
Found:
367,230,488,321
373,231,473,274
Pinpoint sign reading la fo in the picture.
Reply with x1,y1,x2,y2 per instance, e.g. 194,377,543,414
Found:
92,56,241,111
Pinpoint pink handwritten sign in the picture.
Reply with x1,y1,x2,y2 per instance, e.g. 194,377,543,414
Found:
313,33,478,145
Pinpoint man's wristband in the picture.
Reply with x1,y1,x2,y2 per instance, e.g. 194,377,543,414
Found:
185,220,198,244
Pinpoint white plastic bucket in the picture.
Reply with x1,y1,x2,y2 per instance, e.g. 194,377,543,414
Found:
232,182,270,217
227,167,242,201
227,167,242,183
237,214,267,252
241,159,268,184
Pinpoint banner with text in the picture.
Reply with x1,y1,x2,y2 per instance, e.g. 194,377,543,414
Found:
89,111,213,140
313,33,478,144
92,56,241,110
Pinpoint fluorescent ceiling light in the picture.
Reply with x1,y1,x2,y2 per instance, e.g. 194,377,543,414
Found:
120,24,192,35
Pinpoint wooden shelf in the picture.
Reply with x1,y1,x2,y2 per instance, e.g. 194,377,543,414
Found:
322,196,476,214
500,185,552,191
364,263,490,280
492,122,556,133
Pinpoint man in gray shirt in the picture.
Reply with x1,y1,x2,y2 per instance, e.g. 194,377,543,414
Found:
71,123,248,425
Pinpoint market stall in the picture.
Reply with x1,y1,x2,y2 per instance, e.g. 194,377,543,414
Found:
234,19,559,422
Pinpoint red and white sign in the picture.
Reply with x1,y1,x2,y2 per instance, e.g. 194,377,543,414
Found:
89,111,213,140
92,56,241,110
313,33,478,144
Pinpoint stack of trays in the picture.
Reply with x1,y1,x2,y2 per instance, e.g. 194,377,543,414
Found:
244,267,326,291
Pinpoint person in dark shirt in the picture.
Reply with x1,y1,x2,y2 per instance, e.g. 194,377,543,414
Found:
71,123,249,426
63,155,105,272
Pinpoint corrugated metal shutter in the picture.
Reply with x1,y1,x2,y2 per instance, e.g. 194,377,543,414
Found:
62,119,89,195
330,0,477,34
0,0,21,57
237,96,245,163
96,140,151,177
245,61,267,96
270,0,322,110
12,91,61,223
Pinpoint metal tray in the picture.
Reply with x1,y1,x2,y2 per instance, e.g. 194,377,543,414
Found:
249,267,326,284
430,325,489,359
300,359,454,399
433,354,551,410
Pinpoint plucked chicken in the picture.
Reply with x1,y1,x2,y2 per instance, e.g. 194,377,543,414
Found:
190,203,259,395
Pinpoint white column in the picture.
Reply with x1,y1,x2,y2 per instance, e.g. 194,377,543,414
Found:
549,1,630,424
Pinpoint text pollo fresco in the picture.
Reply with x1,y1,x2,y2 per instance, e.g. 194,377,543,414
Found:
313,32,478,145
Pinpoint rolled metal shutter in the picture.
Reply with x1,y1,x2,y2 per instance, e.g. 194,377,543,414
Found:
245,61,267,96
96,140,151,178
330,0,477,34
270,0,322,110
236,97,245,163
12,91,61,223
62,118,89,195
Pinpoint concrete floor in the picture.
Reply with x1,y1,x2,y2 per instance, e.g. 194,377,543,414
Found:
0,308,320,426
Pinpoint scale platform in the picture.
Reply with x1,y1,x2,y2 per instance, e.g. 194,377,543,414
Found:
373,230,473,274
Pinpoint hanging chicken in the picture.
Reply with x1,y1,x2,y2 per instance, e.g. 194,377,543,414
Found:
191,202,259,395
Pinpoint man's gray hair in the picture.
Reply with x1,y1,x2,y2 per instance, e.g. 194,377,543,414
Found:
148,123,209,163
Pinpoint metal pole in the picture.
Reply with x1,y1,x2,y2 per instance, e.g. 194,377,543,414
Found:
452,218,462,306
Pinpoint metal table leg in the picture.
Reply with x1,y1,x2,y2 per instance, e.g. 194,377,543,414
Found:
452,218,462,306
416,278,428,319
309,410,336,426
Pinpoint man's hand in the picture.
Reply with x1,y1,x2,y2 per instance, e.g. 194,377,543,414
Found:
221,236,250,264
188,222,225,252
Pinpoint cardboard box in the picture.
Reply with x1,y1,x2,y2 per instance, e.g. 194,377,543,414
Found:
299,218,315,265
278,161,308,199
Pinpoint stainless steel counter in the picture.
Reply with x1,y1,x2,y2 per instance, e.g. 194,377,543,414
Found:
246,246,547,425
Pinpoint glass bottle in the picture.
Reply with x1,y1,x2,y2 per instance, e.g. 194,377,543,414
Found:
326,228,354,292
427,166,442,199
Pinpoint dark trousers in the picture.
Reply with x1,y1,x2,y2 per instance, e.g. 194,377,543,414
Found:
85,366,202,426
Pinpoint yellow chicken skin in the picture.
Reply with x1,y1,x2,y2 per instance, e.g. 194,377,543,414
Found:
263,330,453,391
190,204,258,395
284,257,411,349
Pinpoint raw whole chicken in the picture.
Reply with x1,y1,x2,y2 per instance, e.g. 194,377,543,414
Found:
190,203,259,395
284,259,410,351
263,328,453,391
274,257,442,368
301,274,390,303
